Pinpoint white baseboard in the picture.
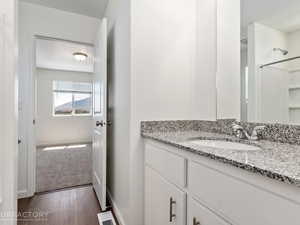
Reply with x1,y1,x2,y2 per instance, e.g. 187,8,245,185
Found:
107,190,126,225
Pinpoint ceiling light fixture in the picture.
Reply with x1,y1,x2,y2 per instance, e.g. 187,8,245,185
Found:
73,52,88,61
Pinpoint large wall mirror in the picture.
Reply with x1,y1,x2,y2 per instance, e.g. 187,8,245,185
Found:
241,0,300,124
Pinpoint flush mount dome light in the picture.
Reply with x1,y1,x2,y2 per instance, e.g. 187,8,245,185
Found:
73,52,88,61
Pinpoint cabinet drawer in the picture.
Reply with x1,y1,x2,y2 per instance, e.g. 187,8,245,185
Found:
189,161,300,225
188,197,229,225
145,143,186,188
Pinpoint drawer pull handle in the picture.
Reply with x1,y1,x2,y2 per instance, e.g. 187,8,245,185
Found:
193,217,200,225
169,197,176,222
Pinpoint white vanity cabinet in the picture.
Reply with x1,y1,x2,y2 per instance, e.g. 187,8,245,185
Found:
144,139,300,225
145,142,187,225
145,141,228,225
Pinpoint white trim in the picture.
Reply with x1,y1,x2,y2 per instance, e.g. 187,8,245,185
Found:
0,12,4,208
34,34,94,47
17,45,36,199
18,189,31,199
289,85,300,90
26,37,38,198
36,66,95,74
0,2,18,224
107,191,126,225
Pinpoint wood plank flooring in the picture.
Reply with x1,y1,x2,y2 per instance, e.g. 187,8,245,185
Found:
18,185,102,225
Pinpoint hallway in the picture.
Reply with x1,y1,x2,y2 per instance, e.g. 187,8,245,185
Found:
18,185,101,225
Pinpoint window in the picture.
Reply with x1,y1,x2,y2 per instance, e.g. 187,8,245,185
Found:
93,81,102,114
53,81,92,116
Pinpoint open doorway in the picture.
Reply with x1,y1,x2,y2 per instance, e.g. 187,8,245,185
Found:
17,2,109,224
33,36,94,193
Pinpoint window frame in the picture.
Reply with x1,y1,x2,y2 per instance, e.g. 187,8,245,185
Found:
52,81,93,117
93,82,102,115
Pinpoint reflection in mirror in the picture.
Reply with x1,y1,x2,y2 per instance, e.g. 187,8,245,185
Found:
241,0,300,124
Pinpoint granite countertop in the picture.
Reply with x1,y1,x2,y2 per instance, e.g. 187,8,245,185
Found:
142,130,300,187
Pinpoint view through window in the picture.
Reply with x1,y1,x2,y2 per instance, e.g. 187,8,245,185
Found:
53,81,92,116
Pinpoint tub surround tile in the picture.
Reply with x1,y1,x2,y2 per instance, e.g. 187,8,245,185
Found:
141,120,300,188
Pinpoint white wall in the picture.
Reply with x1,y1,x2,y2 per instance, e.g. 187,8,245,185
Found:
194,0,218,120
248,23,288,122
216,0,240,120
0,0,18,224
287,29,300,88
131,1,199,225
36,69,93,146
18,2,100,198
287,29,300,71
260,66,289,123
105,1,240,225
252,23,288,68
132,0,198,121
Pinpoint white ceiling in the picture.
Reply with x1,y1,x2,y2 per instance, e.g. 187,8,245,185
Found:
22,0,300,35
21,0,109,18
242,0,300,35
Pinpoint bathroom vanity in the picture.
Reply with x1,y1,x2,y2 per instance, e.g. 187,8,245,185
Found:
142,0,300,224
142,121,300,225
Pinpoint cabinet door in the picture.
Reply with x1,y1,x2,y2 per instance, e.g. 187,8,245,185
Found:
145,166,186,225
188,198,229,225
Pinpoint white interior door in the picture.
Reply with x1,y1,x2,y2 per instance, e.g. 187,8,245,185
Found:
93,18,107,210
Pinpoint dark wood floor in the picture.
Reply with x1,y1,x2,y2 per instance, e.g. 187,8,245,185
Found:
18,185,102,225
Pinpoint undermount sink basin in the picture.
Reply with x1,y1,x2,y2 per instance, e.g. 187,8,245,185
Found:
184,139,261,151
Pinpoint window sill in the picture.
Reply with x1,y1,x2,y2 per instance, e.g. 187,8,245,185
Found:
52,114,92,118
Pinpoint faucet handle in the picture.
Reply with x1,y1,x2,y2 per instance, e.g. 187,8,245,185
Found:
231,123,245,139
232,123,242,130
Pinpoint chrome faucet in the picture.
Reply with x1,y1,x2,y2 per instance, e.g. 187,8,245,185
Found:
232,123,266,141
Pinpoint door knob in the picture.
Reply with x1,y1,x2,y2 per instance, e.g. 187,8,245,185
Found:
96,121,105,127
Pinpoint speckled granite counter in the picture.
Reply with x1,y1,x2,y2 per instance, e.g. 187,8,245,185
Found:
141,120,300,188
